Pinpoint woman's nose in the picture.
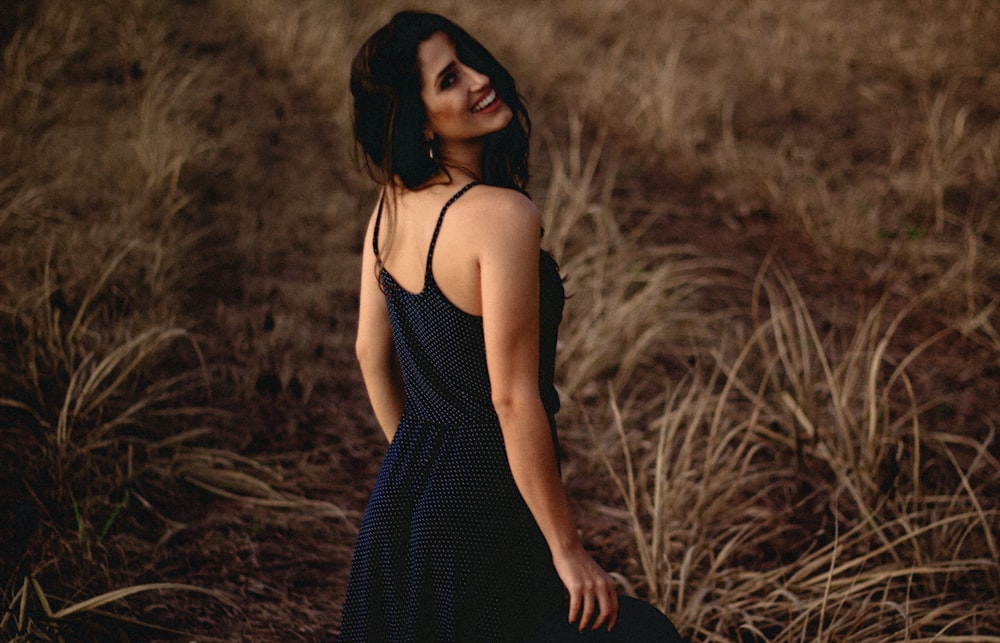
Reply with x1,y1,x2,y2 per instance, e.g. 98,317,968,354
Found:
466,65,489,89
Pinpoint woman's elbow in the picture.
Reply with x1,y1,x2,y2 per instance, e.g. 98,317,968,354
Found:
491,388,542,420
354,336,368,364
355,334,385,373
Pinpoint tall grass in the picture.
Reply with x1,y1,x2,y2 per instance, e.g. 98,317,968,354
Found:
499,3,997,637
538,114,743,397
3,0,998,639
2,0,263,636
585,260,999,639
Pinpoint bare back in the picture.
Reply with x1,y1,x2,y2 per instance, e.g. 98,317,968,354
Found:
374,182,488,316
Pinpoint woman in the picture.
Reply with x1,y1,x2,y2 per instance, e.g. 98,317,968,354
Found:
341,11,681,642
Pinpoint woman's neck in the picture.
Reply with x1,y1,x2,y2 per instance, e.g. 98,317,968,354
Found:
401,165,479,193
437,137,485,179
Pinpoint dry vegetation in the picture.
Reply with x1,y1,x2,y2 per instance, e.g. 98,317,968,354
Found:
2,0,998,640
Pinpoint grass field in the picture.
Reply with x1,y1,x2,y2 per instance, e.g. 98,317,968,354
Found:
2,0,998,640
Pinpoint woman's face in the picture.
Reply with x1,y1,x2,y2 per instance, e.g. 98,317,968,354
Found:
417,31,513,147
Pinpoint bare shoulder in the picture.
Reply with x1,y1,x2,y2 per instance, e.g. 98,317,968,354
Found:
362,191,384,236
459,185,540,244
466,185,538,217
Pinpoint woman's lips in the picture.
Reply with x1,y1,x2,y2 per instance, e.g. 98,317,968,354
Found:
471,88,499,113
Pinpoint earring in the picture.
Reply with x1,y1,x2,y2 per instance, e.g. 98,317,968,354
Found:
426,136,436,161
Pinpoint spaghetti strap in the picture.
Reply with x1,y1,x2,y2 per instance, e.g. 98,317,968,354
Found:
373,182,476,268
372,191,386,260
426,181,478,276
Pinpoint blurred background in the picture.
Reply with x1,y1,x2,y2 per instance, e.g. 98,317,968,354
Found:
2,0,998,640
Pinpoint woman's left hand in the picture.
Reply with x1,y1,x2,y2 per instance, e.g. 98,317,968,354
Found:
552,546,619,632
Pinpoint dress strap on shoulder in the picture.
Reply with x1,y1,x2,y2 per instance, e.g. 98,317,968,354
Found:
426,181,478,274
372,190,386,260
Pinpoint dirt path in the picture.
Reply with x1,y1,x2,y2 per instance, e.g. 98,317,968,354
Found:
153,3,382,639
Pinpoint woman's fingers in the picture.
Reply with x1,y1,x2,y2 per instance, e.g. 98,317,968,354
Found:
593,584,618,631
584,577,617,631
555,550,619,631
567,586,581,627
606,589,619,631
578,582,595,632
567,577,620,632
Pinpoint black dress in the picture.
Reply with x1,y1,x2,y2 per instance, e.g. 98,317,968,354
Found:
339,183,683,642
339,182,565,642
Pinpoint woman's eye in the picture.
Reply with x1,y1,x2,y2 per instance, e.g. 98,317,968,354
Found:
440,72,457,90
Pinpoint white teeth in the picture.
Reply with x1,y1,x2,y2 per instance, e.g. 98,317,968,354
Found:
471,89,497,113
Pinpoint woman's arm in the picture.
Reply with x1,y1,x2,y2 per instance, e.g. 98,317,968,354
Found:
355,203,404,442
477,189,618,633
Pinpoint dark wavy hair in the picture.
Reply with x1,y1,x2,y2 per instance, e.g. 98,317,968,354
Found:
350,11,531,192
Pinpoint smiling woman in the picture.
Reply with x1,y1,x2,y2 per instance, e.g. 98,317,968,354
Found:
339,10,681,643
418,31,514,171
349,11,531,195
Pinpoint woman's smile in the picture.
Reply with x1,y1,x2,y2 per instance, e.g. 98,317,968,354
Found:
471,88,499,113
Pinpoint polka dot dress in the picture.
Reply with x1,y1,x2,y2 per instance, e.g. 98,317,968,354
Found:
339,182,567,642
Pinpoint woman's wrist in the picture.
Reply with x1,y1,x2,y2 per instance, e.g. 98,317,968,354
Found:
548,530,585,559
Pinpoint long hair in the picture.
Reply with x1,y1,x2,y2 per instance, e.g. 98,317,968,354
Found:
350,11,531,193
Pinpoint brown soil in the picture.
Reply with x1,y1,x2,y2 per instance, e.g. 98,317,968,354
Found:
10,2,994,641
117,3,381,639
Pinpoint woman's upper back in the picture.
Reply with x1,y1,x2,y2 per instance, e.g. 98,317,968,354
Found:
370,181,564,422
375,181,540,318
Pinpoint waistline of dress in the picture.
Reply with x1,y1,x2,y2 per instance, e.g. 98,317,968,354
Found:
397,413,500,431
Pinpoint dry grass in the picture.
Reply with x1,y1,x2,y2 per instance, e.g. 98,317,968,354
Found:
2,0,998,639
589,263,999,639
